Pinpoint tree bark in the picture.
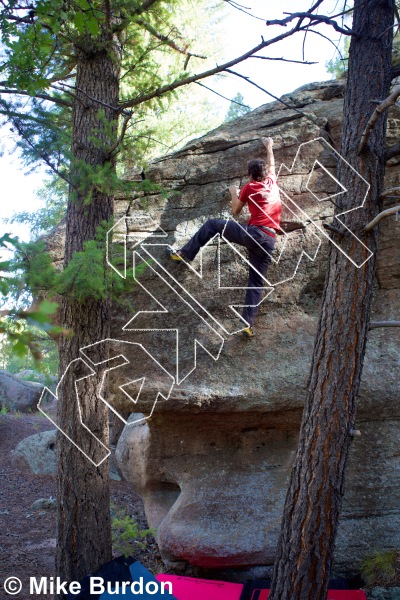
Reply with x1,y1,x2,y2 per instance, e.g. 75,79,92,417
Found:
56,29,121,582
269,2,395,599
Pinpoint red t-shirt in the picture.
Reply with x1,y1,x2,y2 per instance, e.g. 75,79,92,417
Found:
239,175,282,231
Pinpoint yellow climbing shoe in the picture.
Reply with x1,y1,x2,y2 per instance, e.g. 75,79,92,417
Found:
243,326,255,338
169,249,184,261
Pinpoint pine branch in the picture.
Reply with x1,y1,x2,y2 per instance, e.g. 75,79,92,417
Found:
0,87,73,108
136,18,207,60
56,82,125,114
11,118,73,187
364,205,400,232
133,0,160,15
359,86,400,153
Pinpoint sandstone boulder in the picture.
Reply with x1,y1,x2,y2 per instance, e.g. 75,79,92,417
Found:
113,79,400,574
46,78,400,575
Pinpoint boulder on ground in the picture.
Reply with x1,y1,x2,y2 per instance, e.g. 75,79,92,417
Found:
12,429,56,476
0,370,43,413
31,497,56,510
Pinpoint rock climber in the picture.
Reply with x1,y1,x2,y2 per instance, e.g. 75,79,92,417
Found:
169,137,282,338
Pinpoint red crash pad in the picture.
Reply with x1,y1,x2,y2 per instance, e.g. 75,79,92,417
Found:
156,575,367,600
241,591,367,600
156,575,243,600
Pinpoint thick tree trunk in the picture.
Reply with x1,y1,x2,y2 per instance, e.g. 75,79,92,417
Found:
269,2,395,599
56,31,121,582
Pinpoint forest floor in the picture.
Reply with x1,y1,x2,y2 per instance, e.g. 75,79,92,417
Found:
0,412,163,600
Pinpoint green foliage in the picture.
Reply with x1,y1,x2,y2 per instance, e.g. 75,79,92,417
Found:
0,233,61,367
0,301,60,364
0,406,9,415
361,549,399,587
326,36,350,78
0,0,226,179
111,502,155,557
224,92,251,122
8,218,153,306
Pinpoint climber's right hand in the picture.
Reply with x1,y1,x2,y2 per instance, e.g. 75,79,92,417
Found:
262,137,273,148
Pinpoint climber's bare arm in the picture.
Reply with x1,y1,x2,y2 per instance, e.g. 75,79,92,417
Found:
229,185,245,215
262,137,275,176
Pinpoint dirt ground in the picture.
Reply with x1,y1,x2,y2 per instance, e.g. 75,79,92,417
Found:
0,412,162,600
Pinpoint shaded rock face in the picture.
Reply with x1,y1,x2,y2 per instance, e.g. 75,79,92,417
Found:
52,80,400,572
0,370,44,413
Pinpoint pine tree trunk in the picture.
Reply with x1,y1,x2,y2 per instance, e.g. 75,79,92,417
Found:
56,29,121,582
269,2,395,599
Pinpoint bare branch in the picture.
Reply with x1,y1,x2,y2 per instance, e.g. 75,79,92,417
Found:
195,81,250,108
385,141,400,161
323,222,346,237
119,18,310,110
108,112,134,157
310,28,345,61
369,321,400,330
364,205,400,232
309,0,327,12
359,86,400,154
136,18,206,60
249,56,317,65
267,11,359,37
380,187,400,200
222,0,265,22
225,69,322,128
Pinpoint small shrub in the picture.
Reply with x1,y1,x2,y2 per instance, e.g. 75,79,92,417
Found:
361,549,399,587
0,406,9,415
111,502,155,558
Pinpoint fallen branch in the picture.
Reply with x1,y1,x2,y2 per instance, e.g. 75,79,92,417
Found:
369,321,400,330
364,206,400,232
359,86,400,154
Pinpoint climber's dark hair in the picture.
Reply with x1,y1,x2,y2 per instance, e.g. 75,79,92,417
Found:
248,159,267,182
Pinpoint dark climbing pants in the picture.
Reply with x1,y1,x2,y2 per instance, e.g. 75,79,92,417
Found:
180,218,276,326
